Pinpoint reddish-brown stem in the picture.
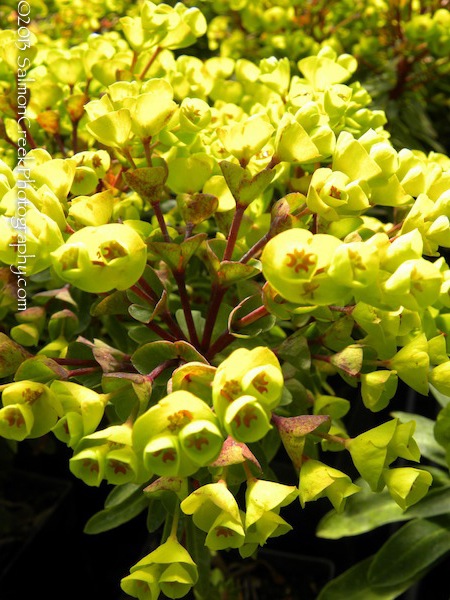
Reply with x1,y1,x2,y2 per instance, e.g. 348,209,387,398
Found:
206,331,234,360
122,147,137,169
72,121,79,155
206,304,269,360
152,201,171,243
132,283,187,340
145,358,179,383
54,357,98,366
223,203,246,262
146,320,177,342
173,270,200,348
142,136,153,167
201,284,226,352
139,46,162,80
240,232,270,264
66,366,102,378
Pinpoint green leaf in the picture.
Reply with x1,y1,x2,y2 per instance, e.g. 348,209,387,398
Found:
330,345,363,376
104,483,142,509
124,165,168,204
84,489,149,534
147,233,207,271
217,260,261,287
146,498,167,533
90,291,131,317
317,556,419,600
391,411,447,467
14,355,68,383
317,481,450,539
131,340,178,374
277,332,311,371
368,518,450,588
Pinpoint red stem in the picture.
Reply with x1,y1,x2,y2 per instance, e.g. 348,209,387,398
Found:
223,204,246,262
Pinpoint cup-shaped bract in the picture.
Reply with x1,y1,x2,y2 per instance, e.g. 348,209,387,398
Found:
50,380,109,448
86,108,133,149
50,223,147,293
306,168,370,221
70,424,141,486
121,537,198,600
299,459,360,512
0,380,62,440
217,114,274,164
212,346,284,436
382,467,433,510
360,370,398,412
0,208,64,276
180,481,245,550
223,395,272,443
133,390,223,476
69,444,108,487
261,228,350,305
241,478,297,554
126,79,178,139
347,419,420,492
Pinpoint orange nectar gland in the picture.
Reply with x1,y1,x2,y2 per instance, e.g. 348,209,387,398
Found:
4,408,25,428
215,527,234,538
285,248,317,274
108,459,129,475
185,434,209,451
252,372,269,394
21,387,44,404
220,380,243,402
152,448,177,463
82,458,100,473
167,410,194,432
234,405,258,429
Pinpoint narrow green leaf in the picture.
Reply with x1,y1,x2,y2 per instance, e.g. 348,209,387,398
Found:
368,518,450,588
317,556,420,600
84,490,148,534
104,483,142,509
317,480,450,539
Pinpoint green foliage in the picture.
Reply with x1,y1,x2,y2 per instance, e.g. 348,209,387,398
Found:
2,0,450,599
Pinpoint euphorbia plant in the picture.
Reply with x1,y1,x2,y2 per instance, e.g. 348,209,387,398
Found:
2,1,450,598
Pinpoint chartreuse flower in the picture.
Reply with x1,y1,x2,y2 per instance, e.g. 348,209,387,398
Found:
86,109,133,149
346,419,420,492
299,459,360,513
360,370,398,412
240,479,298,558
68,191,115,227
306,168,370,221
0,206,64,276
133,391,224,477
261,228,351,306
180,481,245,550
389,334,430,395
124,79,178,139
382,467,432,510
217,114,274,164
50,381,109,448
429,360,450,396
121,537,198,600
328,239,380,288
50,223,147,293
383,258,443,311
212,347,284,443
0,381,62,441
70,424,143,486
